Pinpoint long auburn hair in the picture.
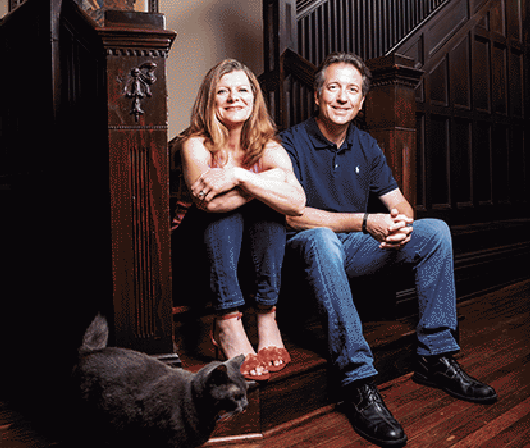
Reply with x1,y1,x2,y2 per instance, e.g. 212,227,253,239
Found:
183,59,277,167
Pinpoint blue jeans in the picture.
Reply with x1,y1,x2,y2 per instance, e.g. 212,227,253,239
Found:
284,219,460,387
173,201,286,311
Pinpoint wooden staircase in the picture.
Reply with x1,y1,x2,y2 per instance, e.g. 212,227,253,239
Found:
169,0,530,442
171,303,420,443
170,216,530,444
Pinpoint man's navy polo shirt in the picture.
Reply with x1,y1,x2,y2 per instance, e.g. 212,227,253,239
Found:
280,117,398,213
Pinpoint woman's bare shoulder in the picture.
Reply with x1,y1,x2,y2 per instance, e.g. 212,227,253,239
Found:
182,135,210,156
264,138,283,151
263,139,289,163
183,135,207,148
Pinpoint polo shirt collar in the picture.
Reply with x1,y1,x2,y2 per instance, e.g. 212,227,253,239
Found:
306,116,356,152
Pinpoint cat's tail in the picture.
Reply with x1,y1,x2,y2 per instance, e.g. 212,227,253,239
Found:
80,314,109,353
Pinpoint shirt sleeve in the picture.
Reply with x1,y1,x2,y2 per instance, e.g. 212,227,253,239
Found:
368,139,399,197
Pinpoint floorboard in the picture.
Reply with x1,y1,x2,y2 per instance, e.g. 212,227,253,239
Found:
1,279,529,448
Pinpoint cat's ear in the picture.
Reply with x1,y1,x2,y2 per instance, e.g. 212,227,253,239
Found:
208,364,229,385
232,354,246,370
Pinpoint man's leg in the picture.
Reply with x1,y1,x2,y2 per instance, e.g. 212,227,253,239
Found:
286,227,377,383
340,219,460,356
407,219,497,403
341,218,496,404
285,228,406,447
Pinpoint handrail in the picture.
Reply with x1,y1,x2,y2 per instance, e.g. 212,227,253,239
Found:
296,0,450,62
261,0,449,129
282,48,316,88
385,0,452,56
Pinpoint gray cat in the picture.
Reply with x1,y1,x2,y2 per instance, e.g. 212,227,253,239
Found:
71,315,248,448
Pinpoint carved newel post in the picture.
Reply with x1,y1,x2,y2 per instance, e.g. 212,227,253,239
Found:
97,11,176,356
364,54,423,212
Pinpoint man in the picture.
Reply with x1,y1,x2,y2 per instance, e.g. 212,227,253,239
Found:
280,53,497,447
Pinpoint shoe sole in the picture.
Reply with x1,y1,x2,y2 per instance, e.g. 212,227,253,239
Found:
413,373,498,404
351,424,408,447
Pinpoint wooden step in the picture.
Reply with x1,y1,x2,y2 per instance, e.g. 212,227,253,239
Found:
172,309,418,444
171,219,530,443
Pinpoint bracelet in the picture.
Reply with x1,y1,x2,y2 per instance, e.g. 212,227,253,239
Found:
362,212,369,234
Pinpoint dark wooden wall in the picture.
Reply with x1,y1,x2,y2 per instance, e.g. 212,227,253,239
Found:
397,0,529,225
264,0,448,130
1,0,176,403
260,0,530,307
1,0,111,395
263,0,529,227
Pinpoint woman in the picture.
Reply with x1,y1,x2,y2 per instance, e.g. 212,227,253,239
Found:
174,59,305,380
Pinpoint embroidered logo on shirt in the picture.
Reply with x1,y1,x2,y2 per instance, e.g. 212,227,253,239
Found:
355,166,360,174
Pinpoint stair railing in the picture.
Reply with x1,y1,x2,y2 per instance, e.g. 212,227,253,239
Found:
261,0,448,130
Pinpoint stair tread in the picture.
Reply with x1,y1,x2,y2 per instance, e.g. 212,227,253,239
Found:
173,317,418,440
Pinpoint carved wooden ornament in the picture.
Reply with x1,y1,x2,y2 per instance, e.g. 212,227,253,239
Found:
123,62,157,121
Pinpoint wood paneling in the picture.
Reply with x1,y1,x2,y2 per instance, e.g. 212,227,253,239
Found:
492,124,510,203
262,0,529,224
1,0,176,396
401,0,529,224
428,115,450,208
492,43,508,115
474,122,493,204
473,35,491,112
99,13,176,353
510,49,524,117
429,56,449,105
452,118,473,207
450,36,471,110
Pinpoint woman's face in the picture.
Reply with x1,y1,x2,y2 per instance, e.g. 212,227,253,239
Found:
215,71,254,128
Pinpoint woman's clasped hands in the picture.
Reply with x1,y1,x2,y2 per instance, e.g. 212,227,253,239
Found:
191,167,249,203
192,168,232,202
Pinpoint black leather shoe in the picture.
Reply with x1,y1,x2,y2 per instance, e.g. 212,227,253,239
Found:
413,354,497,404
341,380,407,447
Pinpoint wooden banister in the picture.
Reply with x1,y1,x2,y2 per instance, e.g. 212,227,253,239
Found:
281,48,316,88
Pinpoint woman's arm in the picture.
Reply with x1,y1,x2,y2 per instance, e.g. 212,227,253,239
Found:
235,141,305,215
193,141,306,215
286,208,365,232
180,136,251,212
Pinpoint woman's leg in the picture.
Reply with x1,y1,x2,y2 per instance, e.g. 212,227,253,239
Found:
244,201,289,367
178,208,253,358
203,208,247,311
244,201,286,307
175,206,268,378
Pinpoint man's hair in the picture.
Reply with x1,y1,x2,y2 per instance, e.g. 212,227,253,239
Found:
184,59,277,166
313,52,371,98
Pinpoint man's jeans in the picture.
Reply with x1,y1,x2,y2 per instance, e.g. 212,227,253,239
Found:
285,219,460,387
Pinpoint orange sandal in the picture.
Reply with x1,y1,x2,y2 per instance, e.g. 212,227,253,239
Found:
240,353,271,381
257,306,291,372
212,311,270,381
258,346,291,372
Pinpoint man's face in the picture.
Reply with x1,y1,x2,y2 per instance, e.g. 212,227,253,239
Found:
314,63,365,127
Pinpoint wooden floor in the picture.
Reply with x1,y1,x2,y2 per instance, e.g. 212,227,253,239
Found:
2,279,529,448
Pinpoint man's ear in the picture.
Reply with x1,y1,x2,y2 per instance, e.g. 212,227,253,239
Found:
314,90,319,107
360,96,365,110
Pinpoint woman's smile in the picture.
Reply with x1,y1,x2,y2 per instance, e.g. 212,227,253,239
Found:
216,71,254,127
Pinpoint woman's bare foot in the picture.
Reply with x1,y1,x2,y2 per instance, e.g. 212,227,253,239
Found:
216,312,269,378
257,306,290,370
